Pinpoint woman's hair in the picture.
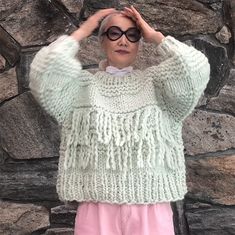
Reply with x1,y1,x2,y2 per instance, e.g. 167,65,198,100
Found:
98,11,137,43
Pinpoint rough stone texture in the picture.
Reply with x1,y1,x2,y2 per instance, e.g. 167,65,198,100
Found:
186,154,235,205
51,204,77,227
215,25,232,44
44,228,74,235
0,54,6,70
81,0,119,19
120,0,222,36
206,69,235,115
58,0,83,16
201,0,223,12
0,201,50,235
183,110,235,156
188,37,230,96
0,26,20,69
0,92,60,160
171,201,189,235
0,0,77,46
0,149,58,201
184,200,235,235
16,46,42,93
230,0,235,64
0,67,18,103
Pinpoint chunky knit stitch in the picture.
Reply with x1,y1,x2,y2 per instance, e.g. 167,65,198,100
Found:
29,35,210,204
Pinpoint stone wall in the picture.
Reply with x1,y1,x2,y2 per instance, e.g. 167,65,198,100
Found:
0,0,234,234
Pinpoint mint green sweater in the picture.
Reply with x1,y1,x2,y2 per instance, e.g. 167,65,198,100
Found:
29,35,210,204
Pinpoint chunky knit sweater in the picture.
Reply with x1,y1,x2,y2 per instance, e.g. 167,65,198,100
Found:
29,35,210,204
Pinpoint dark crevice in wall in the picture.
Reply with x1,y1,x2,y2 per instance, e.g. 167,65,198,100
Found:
185,147,235,159
0,25,21,70
0,92,22,108
49,0,80,27
184,195,235,208
197,106,235,117
82,63,99,69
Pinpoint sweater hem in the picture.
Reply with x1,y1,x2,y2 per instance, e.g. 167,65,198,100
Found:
56,169,188,204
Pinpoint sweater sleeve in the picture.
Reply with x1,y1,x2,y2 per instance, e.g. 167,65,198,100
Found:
146,36,210,122
29,35,87,124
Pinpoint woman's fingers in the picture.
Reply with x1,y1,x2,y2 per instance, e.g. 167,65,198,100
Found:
130,5,142,18
123,7,136,18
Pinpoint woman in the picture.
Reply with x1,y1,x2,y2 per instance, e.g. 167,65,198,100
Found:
29,6,210,235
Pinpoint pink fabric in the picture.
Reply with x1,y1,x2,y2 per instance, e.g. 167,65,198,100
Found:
74,201,175,235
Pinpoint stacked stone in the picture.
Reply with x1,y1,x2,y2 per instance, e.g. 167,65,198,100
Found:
0,0,234,234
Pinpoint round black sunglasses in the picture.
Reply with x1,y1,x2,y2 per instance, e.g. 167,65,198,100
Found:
101,26,141,43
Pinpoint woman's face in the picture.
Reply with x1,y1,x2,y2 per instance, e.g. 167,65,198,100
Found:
101,14,140,69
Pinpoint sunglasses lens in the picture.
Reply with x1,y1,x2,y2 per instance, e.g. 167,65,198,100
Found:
126,28,141,42
104,26,141,42
107,26,122,40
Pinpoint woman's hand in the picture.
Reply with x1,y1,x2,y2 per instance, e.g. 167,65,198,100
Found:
71,8,118,41
121,6,165,45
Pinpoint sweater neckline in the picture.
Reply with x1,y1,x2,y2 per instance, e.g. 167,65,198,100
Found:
95,70,142,86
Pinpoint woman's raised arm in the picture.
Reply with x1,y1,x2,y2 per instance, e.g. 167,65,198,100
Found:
123,6,210,123
29,8,117,125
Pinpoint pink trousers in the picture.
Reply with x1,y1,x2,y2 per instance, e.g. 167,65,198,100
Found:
74,201,175,235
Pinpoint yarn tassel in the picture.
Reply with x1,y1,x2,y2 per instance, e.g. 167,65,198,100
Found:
62,106,179,171
157,110,177,170
137,138,144,168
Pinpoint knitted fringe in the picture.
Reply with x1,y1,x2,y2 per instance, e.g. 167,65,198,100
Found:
63,106,182,171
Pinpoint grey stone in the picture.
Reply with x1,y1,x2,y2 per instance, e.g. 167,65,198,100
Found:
81,0,119,18
0,151,58,201
226,69,235,86
119,0,222,36
51,204,77,227
58,0,83,15
186,154,235,205
183,110,235,155
196,0,222,4
171,200,189,235
16,47,41,93
0,26,20,69
0,54,5,71
215,25,232,44
0,201,50,235
0,0,77,46
185,200,235,235
0,67,18,103
187,36,230,96
206,69,235,115
0,92,60,159
44,228,74,235
229,0,235,64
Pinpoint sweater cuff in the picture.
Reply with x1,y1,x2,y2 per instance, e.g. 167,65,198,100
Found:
156,36,186,60
49,35,80,57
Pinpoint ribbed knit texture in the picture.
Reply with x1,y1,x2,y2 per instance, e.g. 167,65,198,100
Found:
29,34,210,204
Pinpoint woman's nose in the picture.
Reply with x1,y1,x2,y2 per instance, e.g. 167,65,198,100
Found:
118,34,128,46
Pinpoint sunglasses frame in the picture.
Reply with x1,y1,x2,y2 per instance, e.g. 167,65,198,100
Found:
101,26,141,43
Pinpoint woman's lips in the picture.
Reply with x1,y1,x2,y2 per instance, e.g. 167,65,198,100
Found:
115,50,130,54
